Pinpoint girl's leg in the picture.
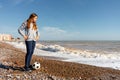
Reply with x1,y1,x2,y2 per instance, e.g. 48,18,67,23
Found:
28,41,36,66
31,41,36,55
25,41,33,69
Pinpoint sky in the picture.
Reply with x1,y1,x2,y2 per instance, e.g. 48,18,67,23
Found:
0,0,120,40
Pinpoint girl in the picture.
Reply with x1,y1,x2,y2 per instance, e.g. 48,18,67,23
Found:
18,13,40,71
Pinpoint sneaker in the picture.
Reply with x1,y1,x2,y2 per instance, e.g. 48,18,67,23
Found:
22,67,31,72
29,65,35,70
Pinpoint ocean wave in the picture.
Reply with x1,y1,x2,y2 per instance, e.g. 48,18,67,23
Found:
36,43,120,59
36,44,65,52
5,41,120,59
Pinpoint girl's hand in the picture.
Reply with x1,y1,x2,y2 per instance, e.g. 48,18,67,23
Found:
36,36,39,41
23,35,28,40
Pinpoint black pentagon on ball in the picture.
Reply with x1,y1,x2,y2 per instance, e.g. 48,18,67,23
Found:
33,64,35,67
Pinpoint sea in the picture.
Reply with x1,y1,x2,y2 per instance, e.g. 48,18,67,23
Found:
39,40,120,55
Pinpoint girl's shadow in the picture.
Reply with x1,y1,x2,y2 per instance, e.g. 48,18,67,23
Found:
0,63,23,71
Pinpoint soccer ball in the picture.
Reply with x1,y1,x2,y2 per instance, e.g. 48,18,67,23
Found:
32,62,41,70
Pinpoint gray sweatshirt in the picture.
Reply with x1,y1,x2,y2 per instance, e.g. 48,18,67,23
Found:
18,21,40,41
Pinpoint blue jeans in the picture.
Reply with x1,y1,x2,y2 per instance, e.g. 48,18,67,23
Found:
25,40,36,68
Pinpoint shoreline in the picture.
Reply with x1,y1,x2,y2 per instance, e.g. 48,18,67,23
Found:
6,41,120,70
1,42,120,79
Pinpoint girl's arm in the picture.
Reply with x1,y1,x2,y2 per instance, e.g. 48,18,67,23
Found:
18,21,27,37
18,21,28,40
36,29,40,40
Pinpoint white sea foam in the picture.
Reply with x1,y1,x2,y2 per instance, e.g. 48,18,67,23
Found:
6,41,120,70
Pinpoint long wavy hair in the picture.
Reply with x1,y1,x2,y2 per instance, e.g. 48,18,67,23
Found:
27,13,38,30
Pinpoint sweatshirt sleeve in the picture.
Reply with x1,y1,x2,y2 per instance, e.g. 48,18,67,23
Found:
36,29,40,37
18,21,27,37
